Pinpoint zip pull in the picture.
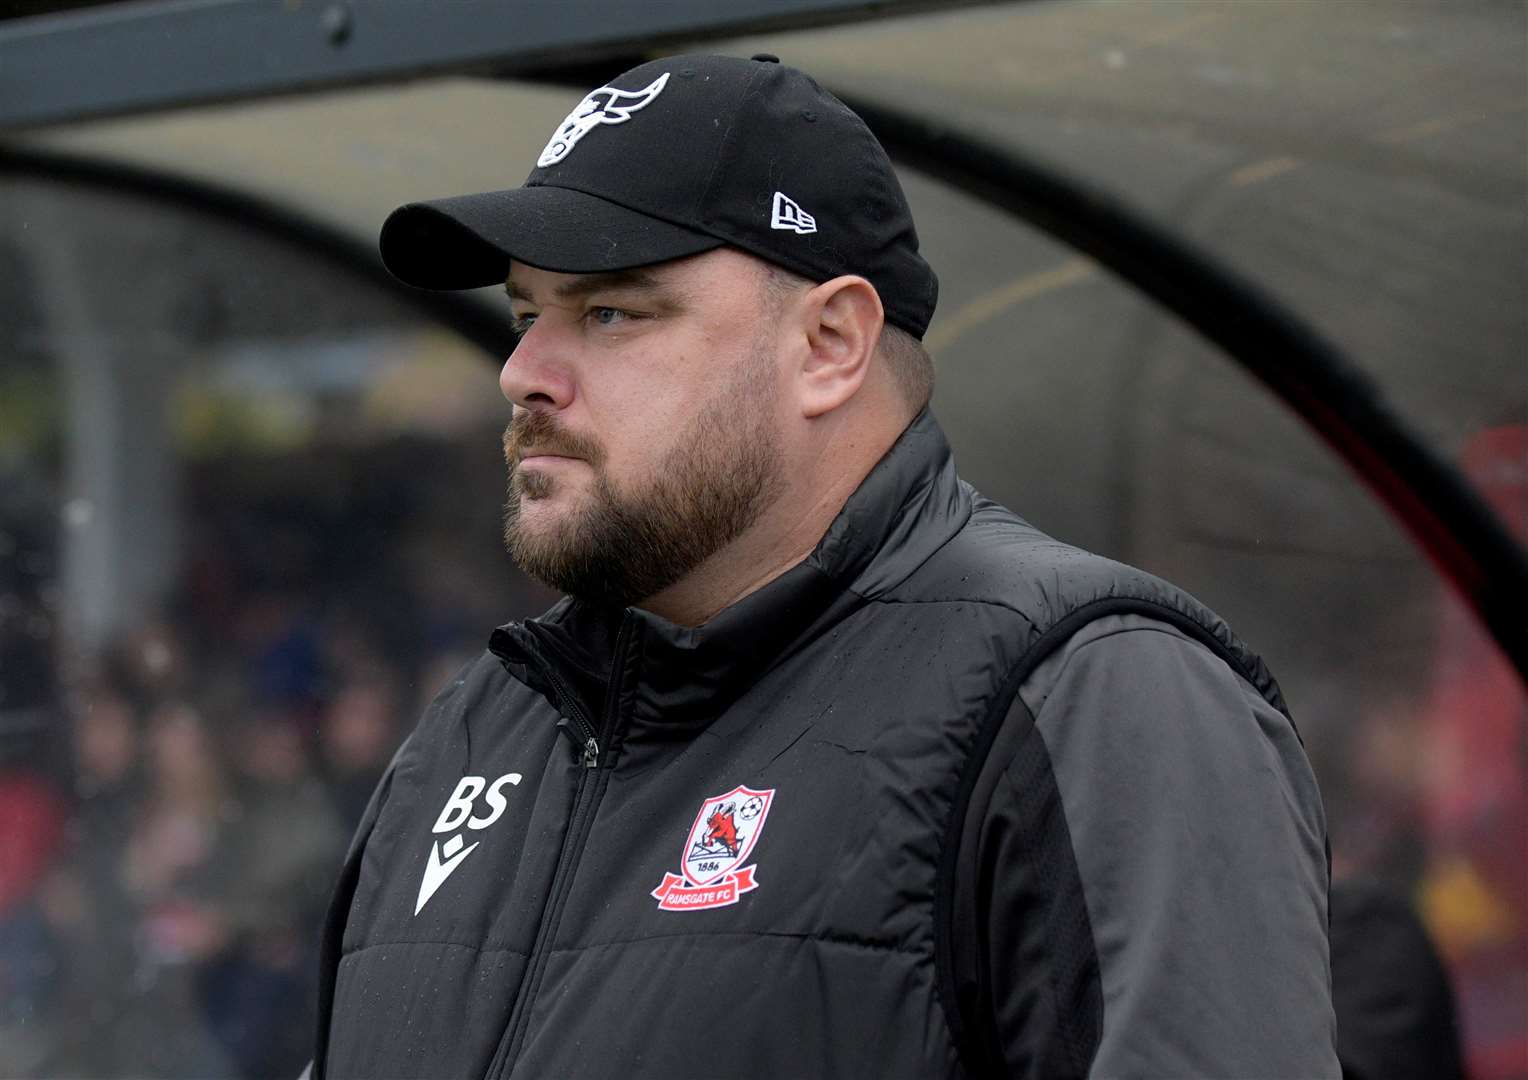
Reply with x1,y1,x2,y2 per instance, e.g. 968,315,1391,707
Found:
556,716,600,768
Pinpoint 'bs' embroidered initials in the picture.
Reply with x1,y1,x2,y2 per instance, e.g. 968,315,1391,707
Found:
415,773,522,914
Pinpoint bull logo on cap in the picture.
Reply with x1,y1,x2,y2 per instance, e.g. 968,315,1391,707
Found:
537,72,671,168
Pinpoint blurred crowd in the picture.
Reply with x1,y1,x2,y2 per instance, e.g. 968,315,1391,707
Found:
0,354,562,1076
0,600,485,1079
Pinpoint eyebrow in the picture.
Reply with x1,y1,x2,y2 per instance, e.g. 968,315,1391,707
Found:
504,268,667,304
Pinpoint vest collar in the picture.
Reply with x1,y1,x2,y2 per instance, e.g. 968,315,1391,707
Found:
490,409,971,746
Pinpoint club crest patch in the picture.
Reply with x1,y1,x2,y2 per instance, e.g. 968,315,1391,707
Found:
651,785,774,912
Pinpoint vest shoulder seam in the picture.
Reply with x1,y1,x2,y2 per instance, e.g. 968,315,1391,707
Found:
1031,620,1210,673
862,592,1039,626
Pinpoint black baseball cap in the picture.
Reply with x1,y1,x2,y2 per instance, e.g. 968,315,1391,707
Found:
379,53,938,338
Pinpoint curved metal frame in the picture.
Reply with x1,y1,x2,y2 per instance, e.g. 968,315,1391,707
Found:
0,146,520,359
845,96,1528,680
3,121,1524,679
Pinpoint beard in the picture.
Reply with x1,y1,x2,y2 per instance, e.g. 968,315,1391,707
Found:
501,343,784,609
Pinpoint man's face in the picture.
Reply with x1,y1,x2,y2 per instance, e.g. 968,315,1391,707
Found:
500,249,788,608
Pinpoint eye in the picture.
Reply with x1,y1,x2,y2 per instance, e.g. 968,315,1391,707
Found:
510,313,537,338
587,306,630,327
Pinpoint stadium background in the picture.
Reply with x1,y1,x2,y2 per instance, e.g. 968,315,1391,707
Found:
0,2,1523,1076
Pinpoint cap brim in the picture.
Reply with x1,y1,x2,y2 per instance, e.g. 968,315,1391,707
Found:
379,185,724,290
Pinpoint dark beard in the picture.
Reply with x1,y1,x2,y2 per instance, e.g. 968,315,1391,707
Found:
501,355,783,609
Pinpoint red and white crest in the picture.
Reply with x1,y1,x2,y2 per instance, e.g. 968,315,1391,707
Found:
651,785,774,912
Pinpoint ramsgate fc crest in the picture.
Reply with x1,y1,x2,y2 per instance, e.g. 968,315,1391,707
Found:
651,785,774,912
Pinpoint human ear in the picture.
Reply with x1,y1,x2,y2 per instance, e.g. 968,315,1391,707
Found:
797,276,884,419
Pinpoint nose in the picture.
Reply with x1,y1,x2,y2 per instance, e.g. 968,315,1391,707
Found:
499,323,574,413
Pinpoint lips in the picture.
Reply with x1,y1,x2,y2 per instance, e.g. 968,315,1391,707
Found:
503,414,603,468
516,448,583,465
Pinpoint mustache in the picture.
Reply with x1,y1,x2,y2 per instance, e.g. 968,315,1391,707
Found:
503,411,605,466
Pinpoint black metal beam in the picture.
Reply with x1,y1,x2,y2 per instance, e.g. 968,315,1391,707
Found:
0,0,983,131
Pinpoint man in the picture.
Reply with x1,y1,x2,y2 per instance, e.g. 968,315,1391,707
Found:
311,54,1337,1078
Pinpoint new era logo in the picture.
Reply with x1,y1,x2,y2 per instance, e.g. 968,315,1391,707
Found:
771,191,817,235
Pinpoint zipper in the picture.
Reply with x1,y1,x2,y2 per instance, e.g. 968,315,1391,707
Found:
492,625,600,768
547,663,600,768
486,614,636,1079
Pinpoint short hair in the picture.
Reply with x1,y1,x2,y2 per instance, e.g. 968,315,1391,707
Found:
757,262,934,415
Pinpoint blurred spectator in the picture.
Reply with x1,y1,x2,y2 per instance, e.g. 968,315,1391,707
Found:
72,684,140,800
0,764,67,1076
1415,423,1528,1080
0,769,64,939
1334,696,1430,890
206,706,345,1078
34,683,144,1076
119,701,239,1077
321,678,402,830
107,619,192,710
123,703,231,931
223,705,345,935
1332,878,1467,1080
0,474,67,1073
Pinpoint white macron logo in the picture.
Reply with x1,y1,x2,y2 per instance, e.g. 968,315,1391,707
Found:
415,772,522,915
770,191,817,234
537,72,670,167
